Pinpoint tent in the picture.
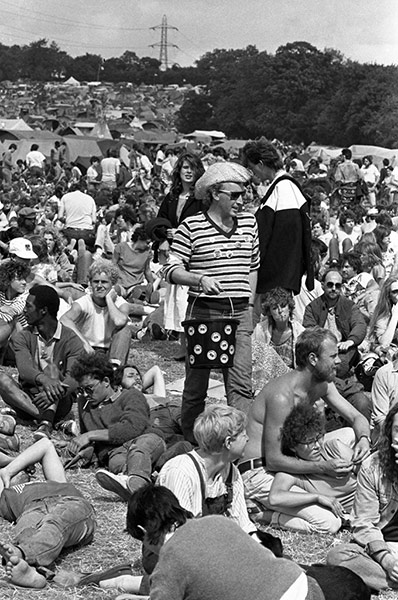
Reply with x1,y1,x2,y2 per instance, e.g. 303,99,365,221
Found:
64,76,80,86
307,144,398,168
0,119,32,131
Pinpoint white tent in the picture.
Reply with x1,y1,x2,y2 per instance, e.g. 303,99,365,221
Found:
64,76,80,86
0,119,32,131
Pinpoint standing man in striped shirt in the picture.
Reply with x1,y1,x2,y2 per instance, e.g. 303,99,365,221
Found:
165,162,259,443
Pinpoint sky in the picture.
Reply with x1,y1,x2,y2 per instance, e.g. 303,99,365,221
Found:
1,0,397,68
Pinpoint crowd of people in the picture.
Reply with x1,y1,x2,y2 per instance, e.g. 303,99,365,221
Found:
0,137,398,598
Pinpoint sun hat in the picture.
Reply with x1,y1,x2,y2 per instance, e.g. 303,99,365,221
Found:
9,237,38,259
194,162,251,200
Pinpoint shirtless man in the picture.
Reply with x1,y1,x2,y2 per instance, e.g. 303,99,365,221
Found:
238,327,371,523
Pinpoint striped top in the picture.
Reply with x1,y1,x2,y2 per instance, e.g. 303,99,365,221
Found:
0,290,28,328
165,211,259,299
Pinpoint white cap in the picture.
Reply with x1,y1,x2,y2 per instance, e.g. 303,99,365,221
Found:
9,237,37,259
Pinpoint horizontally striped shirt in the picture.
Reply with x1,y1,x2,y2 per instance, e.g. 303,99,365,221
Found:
0,290,28,328
165,211,259,299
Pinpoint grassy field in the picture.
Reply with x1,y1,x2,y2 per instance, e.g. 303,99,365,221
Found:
0,337,394,599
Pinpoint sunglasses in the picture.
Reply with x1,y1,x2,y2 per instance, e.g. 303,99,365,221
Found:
219,190,244,202
297,433,324,448
325,282,342,290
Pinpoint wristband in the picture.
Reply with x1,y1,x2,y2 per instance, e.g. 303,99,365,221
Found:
249,302,254,307
358,434,371,444
198,275,205,289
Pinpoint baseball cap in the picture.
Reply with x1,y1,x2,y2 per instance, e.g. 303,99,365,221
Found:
9,237,38,259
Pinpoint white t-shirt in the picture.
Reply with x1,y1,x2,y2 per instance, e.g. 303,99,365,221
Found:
60,190,96,229
26,150,46,168
74,293,127,348
101,157,120,183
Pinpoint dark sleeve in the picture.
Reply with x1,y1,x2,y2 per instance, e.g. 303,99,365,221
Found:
301,202,314,291
150,545,186,600
303,302,319,329
255,204,275,264
157,195,171,221
60,328,85,391
12,330,41,385
348,303,367,346
107,390,151,445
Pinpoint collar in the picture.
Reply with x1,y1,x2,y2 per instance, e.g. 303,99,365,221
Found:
34,321,62,342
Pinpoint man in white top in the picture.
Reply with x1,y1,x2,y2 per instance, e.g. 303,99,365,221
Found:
100,149,120,190
60,261,131,366
25,144,46,176
58,181,97,250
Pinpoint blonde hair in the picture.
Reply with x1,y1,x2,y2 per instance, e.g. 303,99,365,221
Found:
193,405,247,453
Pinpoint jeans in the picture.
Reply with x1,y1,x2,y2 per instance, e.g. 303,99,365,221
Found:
93,324,132,367
14,496,96,567
181,303,253,443
107,433,166,480
327,541,398,591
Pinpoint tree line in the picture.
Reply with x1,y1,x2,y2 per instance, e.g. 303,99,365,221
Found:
1,39,397,147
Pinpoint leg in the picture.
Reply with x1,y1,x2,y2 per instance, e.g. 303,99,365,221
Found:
13,496,96,567
76,239,92,285
327,542,393,591
223,306,254,415
241,467,275,522
126,433,166,485
109,324,132,366
181,364,211,443
270,488,342,534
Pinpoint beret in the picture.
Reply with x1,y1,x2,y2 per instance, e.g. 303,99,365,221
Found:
194,162,251,200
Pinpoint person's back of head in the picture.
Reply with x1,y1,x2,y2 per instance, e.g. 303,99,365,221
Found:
242,138,283,171
30,144,39,152
341,148,352,160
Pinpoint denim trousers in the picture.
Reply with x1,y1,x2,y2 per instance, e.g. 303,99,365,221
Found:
14,496,96,567
93,323,132,367
107,432,166,480
181,303,253,443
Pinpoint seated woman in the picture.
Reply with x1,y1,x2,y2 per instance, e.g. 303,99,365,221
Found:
42,226,74,282
0,260,30,356
253,287,304,375
268,403,356,534
368,276,398,359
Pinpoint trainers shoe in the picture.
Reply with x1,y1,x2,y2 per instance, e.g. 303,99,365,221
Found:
0,407,17,418
126,475,148,495
0,415,16,436
33,421,53,441
95,469,131,501
151,323,167,340
57,419,78,437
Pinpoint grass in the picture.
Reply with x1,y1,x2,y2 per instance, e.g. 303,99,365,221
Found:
0,337,394,599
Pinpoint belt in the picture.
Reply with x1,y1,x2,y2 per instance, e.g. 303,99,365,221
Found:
238,457,266,475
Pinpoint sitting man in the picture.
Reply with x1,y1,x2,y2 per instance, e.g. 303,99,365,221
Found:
239,327,371,525
0,285,83,439
268,403,356,533
68,352,166,499
371,357,398,444
328,403,398,592
0,437,96,589
303,268,371,420
60,260,131,367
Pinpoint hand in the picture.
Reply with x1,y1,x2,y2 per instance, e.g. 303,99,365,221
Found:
83,341,95,355
106,287,118,303
338,340,354,352
352,437,371,464
383,555,398,583
36,375,66,403
317,495,347,519
32,390,53,410
68,433,91,456
0,467,11,489
320,457,353,478
200,275,223,295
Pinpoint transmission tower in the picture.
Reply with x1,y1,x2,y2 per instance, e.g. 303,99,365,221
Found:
150,15,178,71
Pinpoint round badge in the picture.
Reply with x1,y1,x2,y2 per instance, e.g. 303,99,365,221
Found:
229,345,235,355
224,325,232,335
198,324,207,335
236,241,241,249
189,355,195,365
187,326,195,336
211,332,221,343
207,350,217,361
193,345,202,355
220,354,229,364
220,340,228,351
210,237,215,244
226,251,233,259
214,249,221,258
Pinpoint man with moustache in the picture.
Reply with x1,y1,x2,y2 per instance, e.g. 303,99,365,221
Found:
238,327,371,523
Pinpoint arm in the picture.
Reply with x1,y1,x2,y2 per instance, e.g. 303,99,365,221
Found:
58,198,65,221
324,382,371,463
168,265,223,295
346,303,367,346
144,256,154,285
107,391,150,444
268,472,346,518
141,365,166,397
105,289,129,328
371,367,392,429
60,302,94,354
264,389,352,477
302,302,320,328
69,428,110,456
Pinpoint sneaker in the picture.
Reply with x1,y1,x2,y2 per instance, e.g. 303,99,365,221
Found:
0,415,16,436
126,475,148,495
0,407,17,418
151,323,167,340
33,421,53,441
57,419,78,437
95,469,131,502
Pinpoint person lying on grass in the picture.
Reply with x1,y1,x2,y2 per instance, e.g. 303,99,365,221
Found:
0,437,96,589
268,403,357,533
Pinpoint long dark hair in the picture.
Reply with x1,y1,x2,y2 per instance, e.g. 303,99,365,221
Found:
378,403,398,484
169,151,204,198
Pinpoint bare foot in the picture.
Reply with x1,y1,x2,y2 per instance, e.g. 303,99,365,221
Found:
0,541,22,562
5,555,46,589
